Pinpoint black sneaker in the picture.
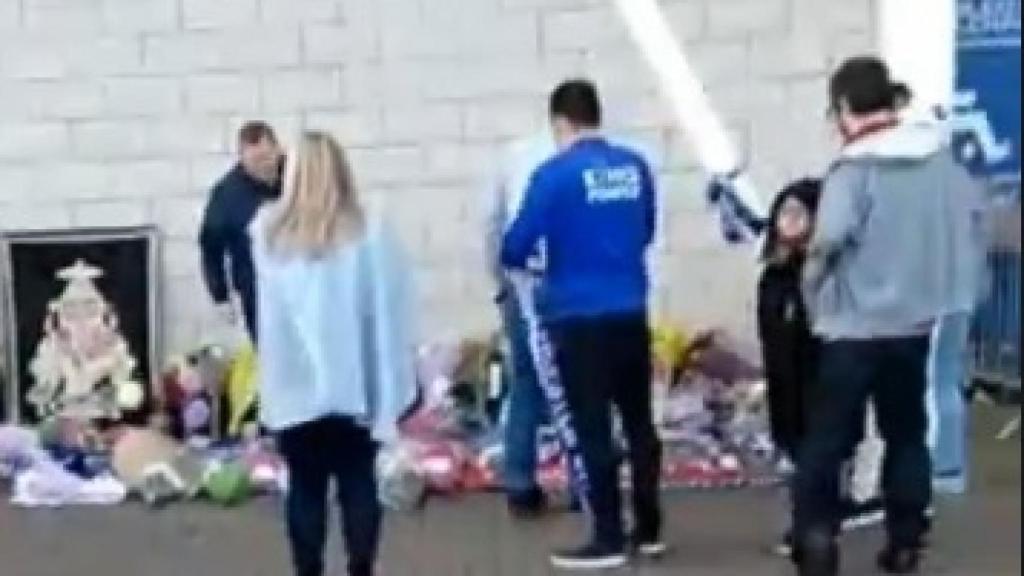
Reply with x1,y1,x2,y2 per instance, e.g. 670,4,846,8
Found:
877,545,922,574
840,498,885,531
630,532,668,558
550,543,628,571
796,530,839,576
772,530,795,558
507,487,547,518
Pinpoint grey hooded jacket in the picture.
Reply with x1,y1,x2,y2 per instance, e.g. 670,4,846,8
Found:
804,122,990,340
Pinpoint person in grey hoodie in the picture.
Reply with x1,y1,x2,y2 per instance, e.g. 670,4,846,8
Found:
793,57,988,576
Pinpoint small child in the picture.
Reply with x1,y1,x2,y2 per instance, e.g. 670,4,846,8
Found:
757,179,884,557
757,179,821,475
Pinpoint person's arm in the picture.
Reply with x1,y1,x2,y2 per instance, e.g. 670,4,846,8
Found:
199,185,232,304
804,165,867,289
500,168,553,270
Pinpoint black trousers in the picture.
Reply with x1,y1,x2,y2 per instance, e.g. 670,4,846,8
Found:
549,313,662,548
794,336,932,549
277,417,381,576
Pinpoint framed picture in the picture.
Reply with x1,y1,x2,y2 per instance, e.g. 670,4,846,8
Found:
1,226,161,424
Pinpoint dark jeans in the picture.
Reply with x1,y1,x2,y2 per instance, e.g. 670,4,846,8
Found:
794,336,932,549
277,417,381,576
549,313,662,548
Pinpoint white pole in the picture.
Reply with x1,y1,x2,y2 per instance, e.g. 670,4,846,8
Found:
611,0,765,216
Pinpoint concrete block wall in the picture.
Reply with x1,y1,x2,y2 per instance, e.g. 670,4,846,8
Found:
0,0,877,355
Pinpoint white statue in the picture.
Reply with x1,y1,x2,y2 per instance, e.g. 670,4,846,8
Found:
27,259,144,421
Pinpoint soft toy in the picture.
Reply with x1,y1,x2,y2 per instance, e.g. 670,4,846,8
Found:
678,330,761,385
401,342,464,439
450,335,504,432
225,344,259,438
110,427,207,506
240,440,287,493
203,461,252,507
0,426,43,479
377,443,427,512
159,347,228,441
651,322,691,377
414,440,468,493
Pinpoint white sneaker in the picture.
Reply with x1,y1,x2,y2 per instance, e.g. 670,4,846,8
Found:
840,498,886,531
550,543,629,571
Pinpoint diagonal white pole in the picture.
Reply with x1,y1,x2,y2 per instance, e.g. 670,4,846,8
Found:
611,0,765,217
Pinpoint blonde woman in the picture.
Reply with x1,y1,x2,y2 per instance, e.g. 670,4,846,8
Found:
251,131,416,576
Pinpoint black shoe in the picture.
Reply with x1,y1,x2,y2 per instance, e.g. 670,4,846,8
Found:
630,531,668,558
796,530,839,576
550,542,628,571
348,560,374,576
772,530,794,558
507,487,546,518
840,498,886,531
877,545,922,574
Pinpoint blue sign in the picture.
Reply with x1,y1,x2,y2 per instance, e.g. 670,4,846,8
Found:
955,0,1021,184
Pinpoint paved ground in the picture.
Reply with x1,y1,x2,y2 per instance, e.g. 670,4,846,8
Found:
1,405,1019,576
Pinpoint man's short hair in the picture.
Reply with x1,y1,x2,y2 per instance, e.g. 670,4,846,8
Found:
549,79,602,128
238,120,277,147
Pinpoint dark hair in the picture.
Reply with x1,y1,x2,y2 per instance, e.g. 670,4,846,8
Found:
549,79,602,128
238,120,277,147
761,178,822,261
828,56,912,116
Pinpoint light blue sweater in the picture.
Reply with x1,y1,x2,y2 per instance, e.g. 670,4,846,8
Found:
251,210,417,442
805,122,990,340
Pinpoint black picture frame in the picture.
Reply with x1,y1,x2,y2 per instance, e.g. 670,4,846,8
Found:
0,226,161,424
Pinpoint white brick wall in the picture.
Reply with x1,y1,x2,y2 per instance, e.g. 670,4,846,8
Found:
0,122,68,160
22,0,106,33
99,0,179,33
304,22,378,64
2,80,105,120
103,77,183,117
381,103,462,143
260,68,345,112
72,199,150,227
0,0,879,355
185,74,261,114
260,0,342,24
707,0,789,38
182,0,257,31
0,0,20,30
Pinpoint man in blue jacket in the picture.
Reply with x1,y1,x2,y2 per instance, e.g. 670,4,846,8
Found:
501,79,662,571
199,121,282,341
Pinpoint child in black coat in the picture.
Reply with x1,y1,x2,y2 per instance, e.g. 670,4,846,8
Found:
757,179,821,468
757,179,884,557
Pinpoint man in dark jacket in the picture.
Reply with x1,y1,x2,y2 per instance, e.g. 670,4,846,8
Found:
199,121,282,341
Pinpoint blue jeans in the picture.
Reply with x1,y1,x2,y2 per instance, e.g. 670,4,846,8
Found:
928,312,972,488
499,289,548,495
